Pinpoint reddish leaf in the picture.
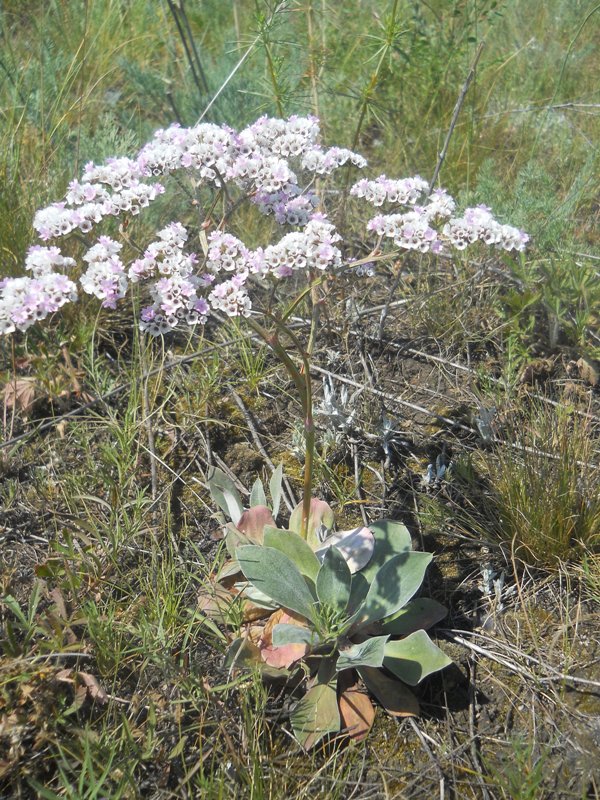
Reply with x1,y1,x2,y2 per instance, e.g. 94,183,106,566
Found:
260,641,308,669
48,587,68,620
259,609,309,669
55,669,108,706
76,672,108,705
288,498,334,547
55,668,74,684
3,377,37,415
236,505,275,543
339,686,376,740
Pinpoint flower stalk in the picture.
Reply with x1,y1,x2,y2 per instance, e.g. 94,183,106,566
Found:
245,309,315,540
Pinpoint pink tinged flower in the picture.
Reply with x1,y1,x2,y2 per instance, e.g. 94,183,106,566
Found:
52,275,70,293
198,273,215,287
179,279,196,298
193,298,210,315
11,307,31,325
141,306,156,322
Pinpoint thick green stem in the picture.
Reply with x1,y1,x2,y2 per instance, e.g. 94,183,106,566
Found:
245,315,314,538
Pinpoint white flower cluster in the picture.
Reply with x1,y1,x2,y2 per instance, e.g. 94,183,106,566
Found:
443,205,529,251
135,225,209,335
351,175,430,206
356,175,528,254
206,231,250,275
258,216,342,278
0,246,77,333
129,223,198,283
35,156,164,239
301,146,367,175
1,114,528,338
253,188,319,226
29,115,363,245
208,274,251,319
25,245,76,277
80,237,128,309
367,211,440,253
236,115,320,158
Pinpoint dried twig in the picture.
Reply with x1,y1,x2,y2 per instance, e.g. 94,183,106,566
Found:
444,629,600,690
407,717,446,800
230,388,296,511
429,42,484,192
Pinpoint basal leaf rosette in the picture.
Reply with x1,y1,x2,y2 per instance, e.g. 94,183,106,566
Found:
212,498,451,750
201,467,376,622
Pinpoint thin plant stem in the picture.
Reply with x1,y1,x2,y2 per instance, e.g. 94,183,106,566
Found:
256,2,286,118
264,313,315,539
232,0,241,47
178,0,210,93
166,0,206,102
306,0,320,117
350,0,399,153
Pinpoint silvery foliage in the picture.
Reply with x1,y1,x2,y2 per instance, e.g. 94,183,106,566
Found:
423,453,450,488
380,413,412,469
474,406,497,443
314,374,361,451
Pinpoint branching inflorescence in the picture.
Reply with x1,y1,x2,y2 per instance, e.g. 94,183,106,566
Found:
0,114,528,337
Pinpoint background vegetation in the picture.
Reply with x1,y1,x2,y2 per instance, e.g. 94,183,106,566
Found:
0,1,599,797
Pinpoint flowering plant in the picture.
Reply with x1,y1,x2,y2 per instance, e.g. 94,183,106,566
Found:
2,112,528,746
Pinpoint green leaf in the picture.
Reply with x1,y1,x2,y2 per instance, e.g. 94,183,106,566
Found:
316,546,351,612
383,630,452,685
354,552,433,627
235,583,278,610
272,623,320,647
224,637,261,670
336,635,389,671
358,666,419,717
289,498,334,547
291,681,340,750
380,598,448,636
346,572,370,615
208,467,244,525
250,478,267,508
269,464,284,520
168,735,188,760
263,527,321,582
359,519,412,583
236,545,317,621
